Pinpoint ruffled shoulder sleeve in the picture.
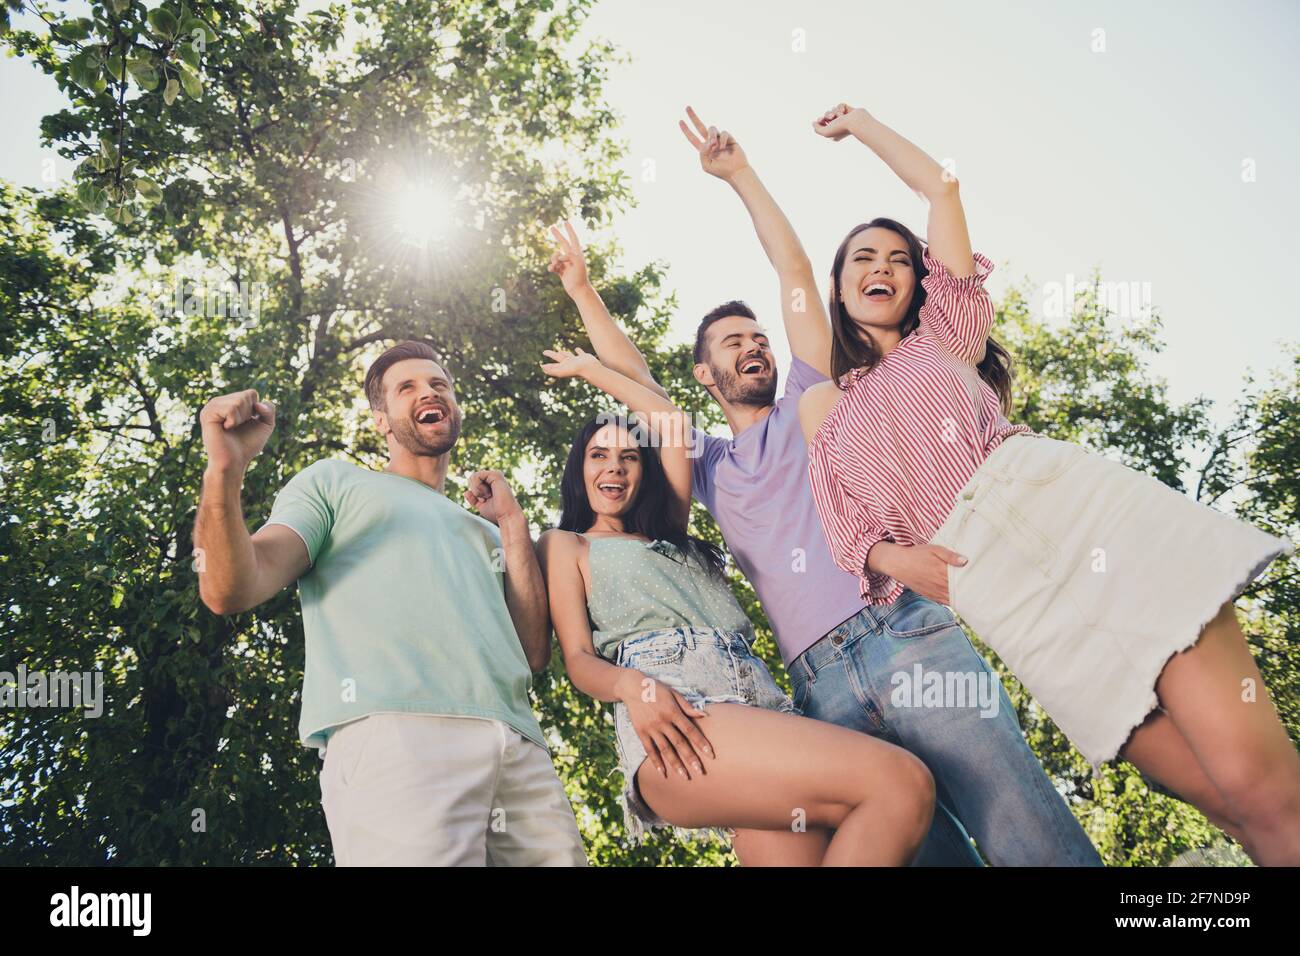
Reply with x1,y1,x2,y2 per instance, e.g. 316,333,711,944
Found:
918,250,996,365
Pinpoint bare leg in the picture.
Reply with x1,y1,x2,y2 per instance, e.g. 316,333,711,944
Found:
731,827,833,867
1120,709,1247,844
635,703,935,866
1133,602,1300,865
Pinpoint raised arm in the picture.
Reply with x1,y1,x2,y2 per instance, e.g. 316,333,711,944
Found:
195,389,309,615
680,106,832,376
548,221,670,400
813,102,976,279
541,347,692,529
814,103,994,363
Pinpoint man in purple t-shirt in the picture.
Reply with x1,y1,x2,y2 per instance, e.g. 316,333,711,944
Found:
544,109,1100,867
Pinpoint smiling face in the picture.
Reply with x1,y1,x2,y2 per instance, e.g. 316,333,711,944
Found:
582,422,644,519
694,315,778,407
374,357,463,457
837,226,918,335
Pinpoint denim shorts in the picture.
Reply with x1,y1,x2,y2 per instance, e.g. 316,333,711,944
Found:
609,626,799,843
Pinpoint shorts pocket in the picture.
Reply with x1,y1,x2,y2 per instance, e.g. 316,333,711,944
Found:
330,716,380,789
620,637,687,670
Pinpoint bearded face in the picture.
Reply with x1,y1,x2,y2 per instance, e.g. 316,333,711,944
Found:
377,358,463,457
389,397,463,457
698,315,778,408
709,349,778,407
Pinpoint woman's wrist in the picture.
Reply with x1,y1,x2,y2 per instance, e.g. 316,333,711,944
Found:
865,539,900,577
614,667,648,702
848,109,879,141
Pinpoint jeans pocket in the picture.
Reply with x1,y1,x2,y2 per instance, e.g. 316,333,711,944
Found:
790,670,812,714
881,593,961,639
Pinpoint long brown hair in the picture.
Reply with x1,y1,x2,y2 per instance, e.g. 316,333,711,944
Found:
827,218,1015,414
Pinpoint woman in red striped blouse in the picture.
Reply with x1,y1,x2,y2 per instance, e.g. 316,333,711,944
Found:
798,102,1300,865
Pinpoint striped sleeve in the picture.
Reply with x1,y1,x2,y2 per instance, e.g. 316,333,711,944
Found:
807,422,904,605
918,250,996,365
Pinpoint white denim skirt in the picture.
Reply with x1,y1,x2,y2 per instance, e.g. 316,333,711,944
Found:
930,433,1292,770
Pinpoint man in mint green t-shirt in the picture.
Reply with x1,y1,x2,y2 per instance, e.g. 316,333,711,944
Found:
193,341,586,866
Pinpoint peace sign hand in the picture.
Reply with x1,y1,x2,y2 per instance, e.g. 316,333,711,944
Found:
547,219,590,298
678,105,749,181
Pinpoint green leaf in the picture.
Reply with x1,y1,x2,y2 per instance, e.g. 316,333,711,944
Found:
181,16,218,45
163,76,180,105
134,176,163,205
68,51,96,88
105,53,126,82
127,55,159,90
110,0,131,15
177,41,201,70
54,17,93,42
177,63,201,100
147,8,178,40
75,181,107,214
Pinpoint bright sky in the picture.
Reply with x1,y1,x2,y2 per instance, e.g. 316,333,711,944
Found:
578,0,1300,422
3,0,1297,422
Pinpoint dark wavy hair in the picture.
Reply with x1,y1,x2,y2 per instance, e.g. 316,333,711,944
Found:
556,414,726,578
828,218,1014,413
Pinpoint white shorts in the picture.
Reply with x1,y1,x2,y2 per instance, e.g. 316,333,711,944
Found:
319,712,588,866
931,434,1292,770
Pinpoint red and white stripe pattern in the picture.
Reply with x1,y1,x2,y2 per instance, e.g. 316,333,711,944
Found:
808,251,1032,605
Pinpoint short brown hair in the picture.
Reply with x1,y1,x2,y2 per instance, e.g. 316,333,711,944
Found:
363,341,450,410
693,300,757,365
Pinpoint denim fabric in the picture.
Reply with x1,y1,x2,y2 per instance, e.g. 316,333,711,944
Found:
790,590,1102,867
610,626,798,843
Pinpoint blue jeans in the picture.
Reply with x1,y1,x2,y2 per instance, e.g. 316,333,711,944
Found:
789,591,1102,867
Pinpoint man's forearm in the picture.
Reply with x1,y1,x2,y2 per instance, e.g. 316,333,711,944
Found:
498,513,551,670
194,467,257,614
727,166,811,275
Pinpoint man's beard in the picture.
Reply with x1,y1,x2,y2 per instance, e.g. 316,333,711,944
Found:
390,408,462,457
711,363,778,407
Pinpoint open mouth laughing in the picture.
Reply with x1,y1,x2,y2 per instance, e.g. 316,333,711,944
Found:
862,278,897,302
414,403,449,426
595,479,628,501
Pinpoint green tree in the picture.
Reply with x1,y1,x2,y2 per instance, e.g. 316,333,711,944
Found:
0,0,731,865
